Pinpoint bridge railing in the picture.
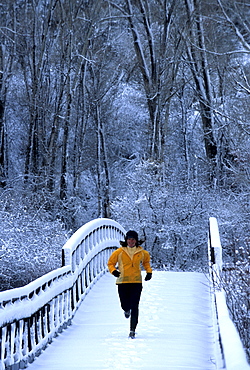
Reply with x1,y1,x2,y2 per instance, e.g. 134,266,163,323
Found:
0,218,125,370
208,217,250,370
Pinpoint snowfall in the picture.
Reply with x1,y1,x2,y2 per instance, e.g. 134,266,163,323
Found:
25,270,221,370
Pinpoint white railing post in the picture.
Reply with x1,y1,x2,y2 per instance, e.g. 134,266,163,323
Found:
208,217,250,370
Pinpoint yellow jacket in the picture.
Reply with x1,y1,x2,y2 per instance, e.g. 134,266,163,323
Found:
107,246,152,284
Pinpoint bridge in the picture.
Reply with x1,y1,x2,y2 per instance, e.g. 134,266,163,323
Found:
0,218,249,370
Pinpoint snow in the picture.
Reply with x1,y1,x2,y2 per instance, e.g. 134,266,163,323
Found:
26,271,218,370
215,290,250,370
0,266,72,326
209,217,223,272
62,218,126,267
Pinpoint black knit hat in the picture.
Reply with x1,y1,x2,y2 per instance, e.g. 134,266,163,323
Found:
125,230,138,241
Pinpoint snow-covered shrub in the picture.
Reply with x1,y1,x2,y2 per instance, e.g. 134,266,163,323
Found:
0,188,69,291
222,242,250,361
110,159,211,271
111,159,250,274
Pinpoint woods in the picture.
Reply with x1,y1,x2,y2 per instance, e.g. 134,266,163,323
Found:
0,0,249,358
1,1,249,204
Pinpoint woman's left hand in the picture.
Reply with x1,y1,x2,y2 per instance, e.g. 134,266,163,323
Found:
145,272,152,281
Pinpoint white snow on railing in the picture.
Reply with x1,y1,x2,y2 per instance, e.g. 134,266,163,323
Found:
0,218,125,370
208,217,250,370
62,218,126,270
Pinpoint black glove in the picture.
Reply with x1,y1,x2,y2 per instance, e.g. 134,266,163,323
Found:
145,272,152,281
112,270,120,278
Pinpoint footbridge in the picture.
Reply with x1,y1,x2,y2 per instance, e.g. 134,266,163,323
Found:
0,218,249,370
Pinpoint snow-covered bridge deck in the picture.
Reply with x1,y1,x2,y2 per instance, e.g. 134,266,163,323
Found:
27,271,216,370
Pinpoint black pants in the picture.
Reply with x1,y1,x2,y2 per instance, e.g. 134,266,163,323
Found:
118,283,142,331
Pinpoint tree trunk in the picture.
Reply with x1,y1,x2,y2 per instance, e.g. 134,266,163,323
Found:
96,103,111,218
184,0,218,183
125,0,160,160
0,45,7,187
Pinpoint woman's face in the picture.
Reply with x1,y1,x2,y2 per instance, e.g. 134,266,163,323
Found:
127,238,136,248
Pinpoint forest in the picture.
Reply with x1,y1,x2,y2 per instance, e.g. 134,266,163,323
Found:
0,0,249,359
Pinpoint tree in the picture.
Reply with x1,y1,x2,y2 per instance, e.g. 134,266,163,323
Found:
109,0,183,162
204,0,250,190
0,2,16,187
85,22,125,217
0,45,7,187
183,0,218,185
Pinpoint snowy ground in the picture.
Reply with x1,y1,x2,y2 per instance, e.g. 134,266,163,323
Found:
27,271,216,370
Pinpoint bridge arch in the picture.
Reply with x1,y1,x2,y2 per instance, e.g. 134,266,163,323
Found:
0,218,125,370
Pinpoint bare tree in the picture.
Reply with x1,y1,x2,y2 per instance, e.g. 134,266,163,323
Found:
0,45,7,187
109,0,183,162
86,32,125,217
0,3,16,187
183,0,218,185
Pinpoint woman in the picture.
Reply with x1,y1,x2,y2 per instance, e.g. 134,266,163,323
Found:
107,230,152,338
